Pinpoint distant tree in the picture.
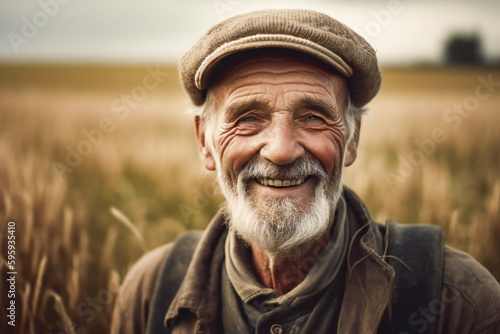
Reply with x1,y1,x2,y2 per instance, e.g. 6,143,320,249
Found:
444,32,485,65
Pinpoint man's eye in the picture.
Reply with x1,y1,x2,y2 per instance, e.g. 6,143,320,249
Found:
240,116,257,122
307,115,324,122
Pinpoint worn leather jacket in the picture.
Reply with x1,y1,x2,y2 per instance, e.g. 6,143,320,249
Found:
111,188,500,334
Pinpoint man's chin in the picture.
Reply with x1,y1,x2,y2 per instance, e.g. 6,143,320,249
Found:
227,203,329,262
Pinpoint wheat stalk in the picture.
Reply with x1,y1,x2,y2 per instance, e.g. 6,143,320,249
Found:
32,254,47,316
110,207,147,251
63,206,74,250
46,290,77,334
101,226,118,271
22,190,34,252
21,282,31,334
68,254,80,311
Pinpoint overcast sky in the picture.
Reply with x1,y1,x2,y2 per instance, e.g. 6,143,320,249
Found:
1,0,499,65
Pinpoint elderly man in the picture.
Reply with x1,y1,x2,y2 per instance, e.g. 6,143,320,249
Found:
111,9,500,334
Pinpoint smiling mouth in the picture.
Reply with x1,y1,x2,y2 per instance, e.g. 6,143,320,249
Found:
257,177,310,188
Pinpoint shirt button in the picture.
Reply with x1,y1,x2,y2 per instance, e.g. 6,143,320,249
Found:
270,324,283,334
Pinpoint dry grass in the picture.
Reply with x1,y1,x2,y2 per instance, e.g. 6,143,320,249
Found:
0,64,499,333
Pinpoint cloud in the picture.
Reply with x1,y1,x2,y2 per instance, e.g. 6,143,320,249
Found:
0,0,498,64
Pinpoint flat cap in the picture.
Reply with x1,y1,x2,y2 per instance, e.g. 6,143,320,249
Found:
179,9,381,107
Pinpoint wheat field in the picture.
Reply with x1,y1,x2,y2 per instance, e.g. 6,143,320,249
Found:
0,64,499,333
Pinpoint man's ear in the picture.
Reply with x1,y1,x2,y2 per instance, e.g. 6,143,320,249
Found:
195,115,216,171
344,117,361,167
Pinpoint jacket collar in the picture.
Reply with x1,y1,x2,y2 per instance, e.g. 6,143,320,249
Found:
165,213,227,333
340,187,395,334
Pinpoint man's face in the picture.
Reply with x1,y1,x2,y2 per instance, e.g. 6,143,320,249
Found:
196,52,359,260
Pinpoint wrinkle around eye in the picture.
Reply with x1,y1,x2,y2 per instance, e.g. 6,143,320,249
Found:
328,123,349,151
218,125,238,158
233,120,264,135
303,118,348,150
295,111,341,129
218,117,263,154
232,108,270,129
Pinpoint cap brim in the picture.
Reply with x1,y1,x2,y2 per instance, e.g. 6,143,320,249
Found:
195,34,354,90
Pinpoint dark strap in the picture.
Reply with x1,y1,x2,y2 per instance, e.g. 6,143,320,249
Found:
380,221,444,334
146,231,203,334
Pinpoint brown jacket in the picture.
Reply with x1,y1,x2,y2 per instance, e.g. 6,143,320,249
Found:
111,189,500,334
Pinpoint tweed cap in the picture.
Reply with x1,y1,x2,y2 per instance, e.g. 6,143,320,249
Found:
179,9,381,107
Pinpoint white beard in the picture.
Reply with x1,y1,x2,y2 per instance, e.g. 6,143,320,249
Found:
215,155,344,264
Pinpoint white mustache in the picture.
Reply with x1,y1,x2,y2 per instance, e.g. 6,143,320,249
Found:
238,156,328,183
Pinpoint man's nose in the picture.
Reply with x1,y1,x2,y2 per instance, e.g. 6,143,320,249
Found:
260,119,305,165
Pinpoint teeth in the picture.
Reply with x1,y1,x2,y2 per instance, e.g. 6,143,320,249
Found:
258,177,307,187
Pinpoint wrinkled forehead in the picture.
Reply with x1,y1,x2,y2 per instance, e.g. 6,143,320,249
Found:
206,48,348,106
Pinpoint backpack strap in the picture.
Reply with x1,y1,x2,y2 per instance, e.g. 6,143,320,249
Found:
146,231,203,334
379,220,444,334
